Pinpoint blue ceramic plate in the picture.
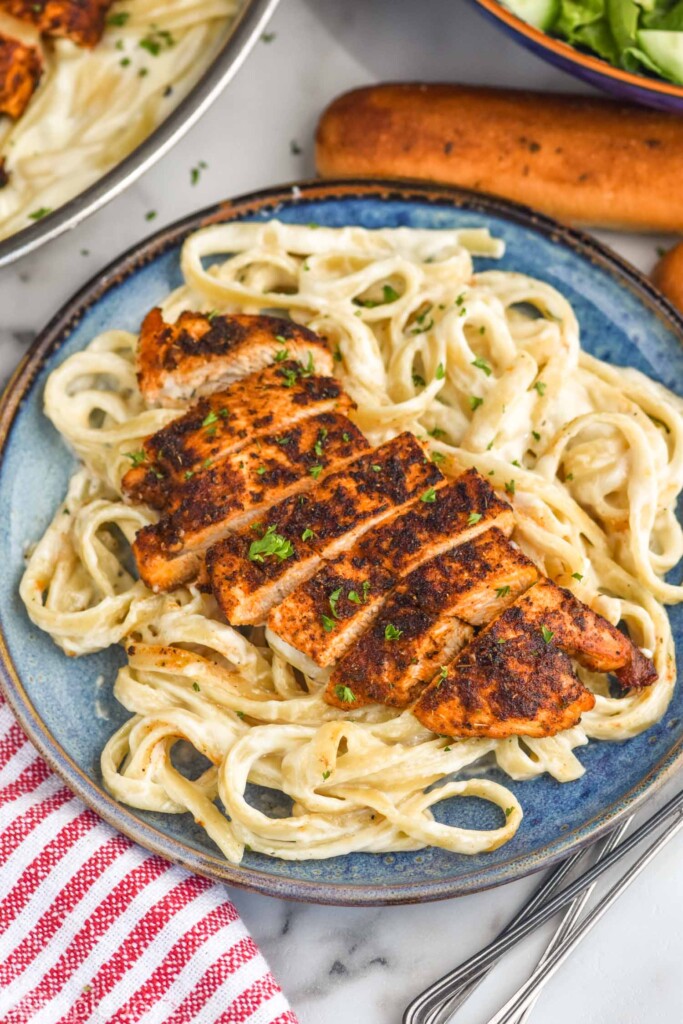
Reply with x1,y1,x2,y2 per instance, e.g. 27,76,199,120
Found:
472,0,683,113
1,180,682,906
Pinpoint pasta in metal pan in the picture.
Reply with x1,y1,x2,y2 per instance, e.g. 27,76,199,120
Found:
0,0,238,239
20,220,682,862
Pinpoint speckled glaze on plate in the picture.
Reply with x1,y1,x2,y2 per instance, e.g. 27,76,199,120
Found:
1,180,682,906
472,0,683,113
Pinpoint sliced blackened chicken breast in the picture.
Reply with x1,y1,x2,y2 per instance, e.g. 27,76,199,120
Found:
122,362,353,508
326,530,538,709
509,578,657,688
132,413,368,592
267,472,514,676
0,33,41,118
0,0,112,46
136,308,334,407
414,577,656,738
414,615,596,739
207,432,443,625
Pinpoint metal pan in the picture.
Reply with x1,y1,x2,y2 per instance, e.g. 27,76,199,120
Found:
0,0,280,268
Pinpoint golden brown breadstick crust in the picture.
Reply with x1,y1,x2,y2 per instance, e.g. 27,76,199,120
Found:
653,243,683,315
316,83,683,232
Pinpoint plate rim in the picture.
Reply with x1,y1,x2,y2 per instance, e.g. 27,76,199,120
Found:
0,0,280,269
2,177,683,906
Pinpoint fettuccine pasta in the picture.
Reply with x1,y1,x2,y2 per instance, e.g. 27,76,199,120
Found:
20,219,682,862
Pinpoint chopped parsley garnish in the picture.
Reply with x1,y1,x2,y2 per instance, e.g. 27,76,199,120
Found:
29,207,51,220
532,430,541,442
342,432,351,442
184,470,194,480
349,580,371,604
119,57,130,66
107,11,130,26
261,30,276,42
145,210,157,221
329,587,342,619
410,312,434,334
321,614,336,632
203,458,213,469
533,380,546,395
420,487,437,503
139,28,175,56
207,310,219,321
467,512,482,525
248,526,294,563
565,472,574,481
429,427,447,439
124,450,146,466
471,357,492,376
256,466,266,476
371,464,381,472
309,464,323,480
334,684,356,703
505,479,516,495
277,435,291,445
314,429,328,457
290,139,302,156
354,284,401,308
431,451,446,465
435,362,446,380
275,334,288,345
541,626,554,644
572,572,584,581
202,410,219,428
236,711,245,719
301,528,315,542
438,665,448,681
190,160,207,185
505,806,514,817
192,682,200,692
384,623,403,641
412,373,426,388
469,395,484,411
512,459,521,468
322,770,331,780
496,585,511,598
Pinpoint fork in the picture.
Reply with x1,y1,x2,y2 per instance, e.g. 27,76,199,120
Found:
422,817,632,1024
403,786,683,1024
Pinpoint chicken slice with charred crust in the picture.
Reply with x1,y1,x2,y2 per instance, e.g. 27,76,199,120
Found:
0,32,41,118
267,471,514,675
136,308,334,407
414,613,596,739
122,362,353,508
132,413,368,592
414,577,656,738
0,0,113,46
207,432,444,625
512,578,657,689
326,529,539,709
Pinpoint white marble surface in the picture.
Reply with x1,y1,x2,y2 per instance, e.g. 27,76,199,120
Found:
3,0,682,1021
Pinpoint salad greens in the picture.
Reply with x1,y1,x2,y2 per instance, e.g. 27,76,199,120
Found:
503,0,683,84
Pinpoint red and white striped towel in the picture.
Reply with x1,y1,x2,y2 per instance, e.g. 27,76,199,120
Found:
0,694,298,1024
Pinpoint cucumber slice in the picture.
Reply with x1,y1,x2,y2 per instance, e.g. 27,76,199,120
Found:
638,29,683,84
503,0,560,31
